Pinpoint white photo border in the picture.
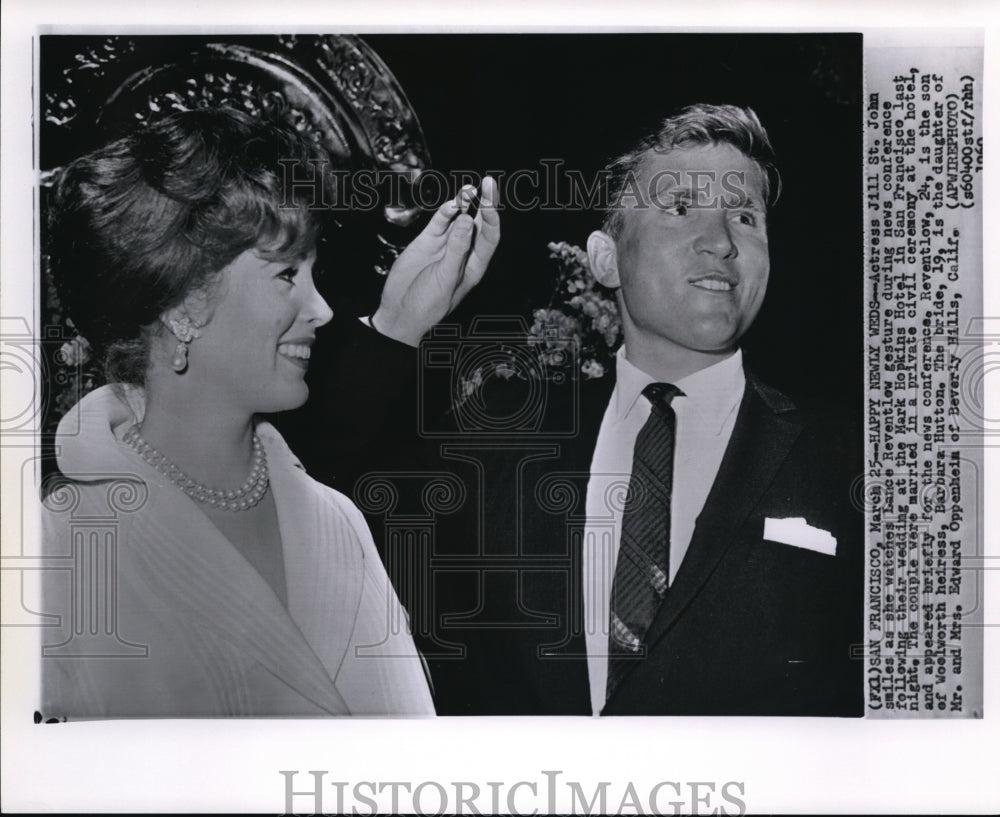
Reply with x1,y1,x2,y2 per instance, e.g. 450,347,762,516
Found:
2,2,998,814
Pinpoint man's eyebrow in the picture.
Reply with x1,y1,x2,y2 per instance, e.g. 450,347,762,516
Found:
653,184,695,200
724,192,764,211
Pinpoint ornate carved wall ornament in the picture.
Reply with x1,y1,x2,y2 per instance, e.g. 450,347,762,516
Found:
42,35,430,231
40,35,432,432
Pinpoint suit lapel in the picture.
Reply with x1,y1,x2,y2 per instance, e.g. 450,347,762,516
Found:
604,373,803,703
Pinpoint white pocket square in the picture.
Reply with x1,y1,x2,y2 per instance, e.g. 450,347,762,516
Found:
763,517,837,556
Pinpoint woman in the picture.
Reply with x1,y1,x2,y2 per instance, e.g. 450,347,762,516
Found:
40,108,496,717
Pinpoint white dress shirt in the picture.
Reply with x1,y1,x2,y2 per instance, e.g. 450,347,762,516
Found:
583,346,746,715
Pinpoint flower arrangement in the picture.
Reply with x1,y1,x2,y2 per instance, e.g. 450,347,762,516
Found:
527,241,622,379
452,241,623,412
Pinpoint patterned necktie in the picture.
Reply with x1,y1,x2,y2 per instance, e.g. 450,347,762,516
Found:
607,381,682,699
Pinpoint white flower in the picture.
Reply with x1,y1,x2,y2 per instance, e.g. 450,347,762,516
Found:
58,336,91,367
457,368,485,400
541,241,623,376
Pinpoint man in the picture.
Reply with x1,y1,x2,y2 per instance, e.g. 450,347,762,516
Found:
292,104,863,716
578,104,862,715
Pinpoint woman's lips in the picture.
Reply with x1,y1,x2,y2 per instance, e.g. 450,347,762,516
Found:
278,342,312,367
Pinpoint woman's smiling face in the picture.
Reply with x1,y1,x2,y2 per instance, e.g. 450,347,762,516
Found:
185,247,333,417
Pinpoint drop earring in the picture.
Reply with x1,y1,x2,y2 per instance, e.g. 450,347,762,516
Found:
167,315,201,374
170,340,189,372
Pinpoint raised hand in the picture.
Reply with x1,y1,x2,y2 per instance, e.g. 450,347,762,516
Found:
371,176,500,346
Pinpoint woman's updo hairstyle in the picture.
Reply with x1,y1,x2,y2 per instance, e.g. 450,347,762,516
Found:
48,108,337,384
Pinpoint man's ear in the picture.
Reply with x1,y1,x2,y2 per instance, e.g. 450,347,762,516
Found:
587,230,620,289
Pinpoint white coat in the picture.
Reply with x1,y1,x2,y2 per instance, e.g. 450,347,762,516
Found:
41,385,434,717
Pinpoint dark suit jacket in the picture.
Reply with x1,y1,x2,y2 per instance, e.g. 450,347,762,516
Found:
282,317,863,716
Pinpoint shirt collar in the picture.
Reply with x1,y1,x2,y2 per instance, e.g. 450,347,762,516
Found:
614,346,746,434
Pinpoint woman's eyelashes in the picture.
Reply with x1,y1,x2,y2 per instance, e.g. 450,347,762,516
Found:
277,266,299,284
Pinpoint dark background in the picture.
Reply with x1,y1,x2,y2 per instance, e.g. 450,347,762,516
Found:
40,33,862,411
362,33,862,407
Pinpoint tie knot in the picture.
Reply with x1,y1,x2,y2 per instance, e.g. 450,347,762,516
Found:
643,382,682,409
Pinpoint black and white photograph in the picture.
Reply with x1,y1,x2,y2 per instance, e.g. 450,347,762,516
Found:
33,31,863,719
1,2,996,814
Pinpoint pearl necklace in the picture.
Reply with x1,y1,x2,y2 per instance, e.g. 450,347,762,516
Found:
122,425,269,511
